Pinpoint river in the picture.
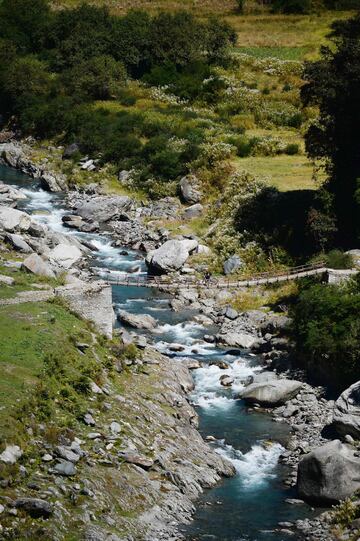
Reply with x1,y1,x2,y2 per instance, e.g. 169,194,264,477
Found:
0,164,314,541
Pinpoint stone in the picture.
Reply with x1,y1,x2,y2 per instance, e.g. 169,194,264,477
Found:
179,174,201,204
0,206,32,232
55,445,80,463
74,195,133,223
53,460,77,476
117,309,157,330
179,238,199,253
223,255,243,276
297,440,360,505
42,454,53,462
0,445,22,464
0,142,24,168
0,274,15,285
220,375,234,387
119,452,154,470
40,171,66,192
196,244,211,256
183,203,203,219
333,381,360,439
62,143,80,160
240,379,303,407
84,413,96,426
14,498,52,518
22,253,55,279
216,332,258,349
224,307,238,320
146,239,190,274
48,243,82,269
5,233,32,253
118,170,131,184
110,422,121,435
210,360,229,370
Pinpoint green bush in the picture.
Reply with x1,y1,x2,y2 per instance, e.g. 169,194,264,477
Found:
292,279,360,389
285,143,300,155
325,249,353,269
272,0,311,14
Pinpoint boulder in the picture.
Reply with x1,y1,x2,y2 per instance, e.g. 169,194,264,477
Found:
0,274,15,285
74,195,133,223
62,143,80,160
179,238,198,253
0,206,32,232
48,244,82,269
146,239,190,274
346,249,360,267
223,255,243,275
0,142,24,168
216,332,257,349
179,175,201,204
5,233,33,253
40,171,67,192
297,440,360,505
0,445,22,464
53,460,77,476
119,452,154,470
196,244,211,256
117,309,157,330
22,253,55,279
14,498,53,518
333,381,360,439
240,379,303,406
183,203,203,219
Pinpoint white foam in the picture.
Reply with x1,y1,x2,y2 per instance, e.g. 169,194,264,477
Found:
154,321,205,341
215,441,284,489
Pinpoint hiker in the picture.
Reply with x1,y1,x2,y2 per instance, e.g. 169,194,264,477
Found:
204,271,212,285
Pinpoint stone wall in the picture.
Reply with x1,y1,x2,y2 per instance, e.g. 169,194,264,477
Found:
55,282,114,338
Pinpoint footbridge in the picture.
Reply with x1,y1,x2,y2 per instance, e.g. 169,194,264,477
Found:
105,262,355,290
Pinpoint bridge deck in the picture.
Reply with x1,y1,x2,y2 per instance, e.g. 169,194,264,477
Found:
105,263,338,290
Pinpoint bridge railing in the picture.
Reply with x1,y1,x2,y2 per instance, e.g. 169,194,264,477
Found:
107,261,327,289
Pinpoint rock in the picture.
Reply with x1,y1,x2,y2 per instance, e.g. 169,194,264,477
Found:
74,195,133,223
346,249,360,267
62,143,80,160
0,274,15,285
196,244,211,256
117,309,157,330
0,445,22,464
224,307,238,320
220,375,234,387
241,379,303,406
0,142,24,168
179,175,201,204
118,170,131,184
40,171,66,192
146,239,190,274
216,332,258,349
210,360,229,370
14,498,53,518
183,203,203,219
223,255,243,276
48,244,82,269
42,454,53,462
55,445,80,463
297,440,360,505
110,422,121,435
53,460,77,476
0,206,32,232
22,253,55,279
333,381,360,439
84,413,96,426
179,238,198,253
5,233,32,253
119,452,154,470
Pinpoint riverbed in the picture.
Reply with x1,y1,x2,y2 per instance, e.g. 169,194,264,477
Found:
0,164,315,541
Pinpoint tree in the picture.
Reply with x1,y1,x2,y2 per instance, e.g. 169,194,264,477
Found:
2,56,52,106
272,0,311,13
0,0,51,54
62,56,127,102
302,12,360,245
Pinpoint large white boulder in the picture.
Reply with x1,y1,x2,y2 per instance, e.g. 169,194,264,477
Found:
48,244,82,269
297,440,360,505
240,378,303,406
117,309,157,330
0,206,32,232
146,239,190,274
22,253,56,279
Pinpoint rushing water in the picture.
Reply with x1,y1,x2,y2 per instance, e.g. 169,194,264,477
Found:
0,165,315,540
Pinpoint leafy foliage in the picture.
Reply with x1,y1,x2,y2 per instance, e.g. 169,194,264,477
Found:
292,276,360,389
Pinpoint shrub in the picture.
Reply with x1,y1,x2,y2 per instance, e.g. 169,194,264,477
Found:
272,0,311,14
326,249,353,269
285,143,300,155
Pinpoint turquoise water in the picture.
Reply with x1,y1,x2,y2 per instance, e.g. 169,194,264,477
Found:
0,165,314,540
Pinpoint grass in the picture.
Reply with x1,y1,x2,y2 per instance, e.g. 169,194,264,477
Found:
235,46,310,61
233,154,321,191
0,299,108,443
